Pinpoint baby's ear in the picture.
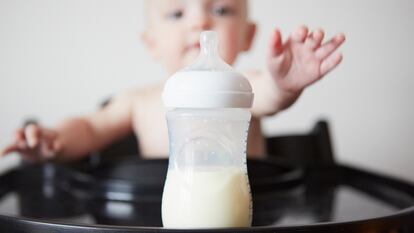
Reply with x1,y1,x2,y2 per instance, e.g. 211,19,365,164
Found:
242,22,257,52
141,31,159,60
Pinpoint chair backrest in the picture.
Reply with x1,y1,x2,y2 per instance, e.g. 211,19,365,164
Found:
97,133,139,159
266,120,335,167
94,118,335,168
98,98,336,166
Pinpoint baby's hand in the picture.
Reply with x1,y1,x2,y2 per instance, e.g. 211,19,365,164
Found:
267,26,345,95
1,124,60,162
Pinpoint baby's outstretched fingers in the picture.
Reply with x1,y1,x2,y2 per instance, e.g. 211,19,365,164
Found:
315,33,346,61
14,128,25,142
40,130,59,159
1,143,19,156
305,29,325,50
320,52,343,77
1,128,27,156
291,25,309,43
0,141,35,158
24,124,41,148
269,28,283,57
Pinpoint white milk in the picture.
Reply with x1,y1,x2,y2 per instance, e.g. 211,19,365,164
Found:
161,167,252,228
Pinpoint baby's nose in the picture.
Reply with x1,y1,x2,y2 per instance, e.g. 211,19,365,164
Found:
189,10,211,31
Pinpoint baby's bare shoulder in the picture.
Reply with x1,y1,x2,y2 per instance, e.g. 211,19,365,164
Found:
116,83,163,102
122,83,164,112
242,69,264,80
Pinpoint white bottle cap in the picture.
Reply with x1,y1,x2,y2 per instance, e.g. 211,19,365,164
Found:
163,31,254,108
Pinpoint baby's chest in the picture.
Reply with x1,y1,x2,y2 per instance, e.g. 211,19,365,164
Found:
131,98,169,157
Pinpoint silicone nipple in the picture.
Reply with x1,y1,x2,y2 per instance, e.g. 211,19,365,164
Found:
200,31,219,57
185,31,232,71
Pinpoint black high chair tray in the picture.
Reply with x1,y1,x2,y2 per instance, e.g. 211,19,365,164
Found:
58,157,304,200
0,156,414,232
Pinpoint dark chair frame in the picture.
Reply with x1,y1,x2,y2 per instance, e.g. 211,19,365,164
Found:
94,119,336,169
24,114,336,169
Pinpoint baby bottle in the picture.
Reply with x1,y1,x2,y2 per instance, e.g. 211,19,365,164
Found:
161,31,254,228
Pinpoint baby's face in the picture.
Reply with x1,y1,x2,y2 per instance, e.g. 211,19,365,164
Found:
143,0,255,75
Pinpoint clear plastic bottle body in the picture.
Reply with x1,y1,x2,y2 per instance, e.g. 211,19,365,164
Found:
161,108,252,228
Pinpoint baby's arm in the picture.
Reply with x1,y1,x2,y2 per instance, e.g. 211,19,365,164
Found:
1,91,134,162
54,91,134,161
248,26,345,117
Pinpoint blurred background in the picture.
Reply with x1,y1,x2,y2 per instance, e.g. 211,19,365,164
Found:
0,0,413,180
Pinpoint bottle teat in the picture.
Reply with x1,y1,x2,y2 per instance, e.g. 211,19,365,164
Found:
200,31,218,56
185,31,232,71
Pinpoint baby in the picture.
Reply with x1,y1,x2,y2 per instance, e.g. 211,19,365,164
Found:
1,0,345,162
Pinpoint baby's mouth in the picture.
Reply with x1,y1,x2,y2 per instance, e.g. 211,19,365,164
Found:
185,43,200,52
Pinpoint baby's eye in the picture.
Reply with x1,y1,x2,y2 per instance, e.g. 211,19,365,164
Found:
211,5,234,17
166,9,184,20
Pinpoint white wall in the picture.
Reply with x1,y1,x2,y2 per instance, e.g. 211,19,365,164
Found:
1,0,413,180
